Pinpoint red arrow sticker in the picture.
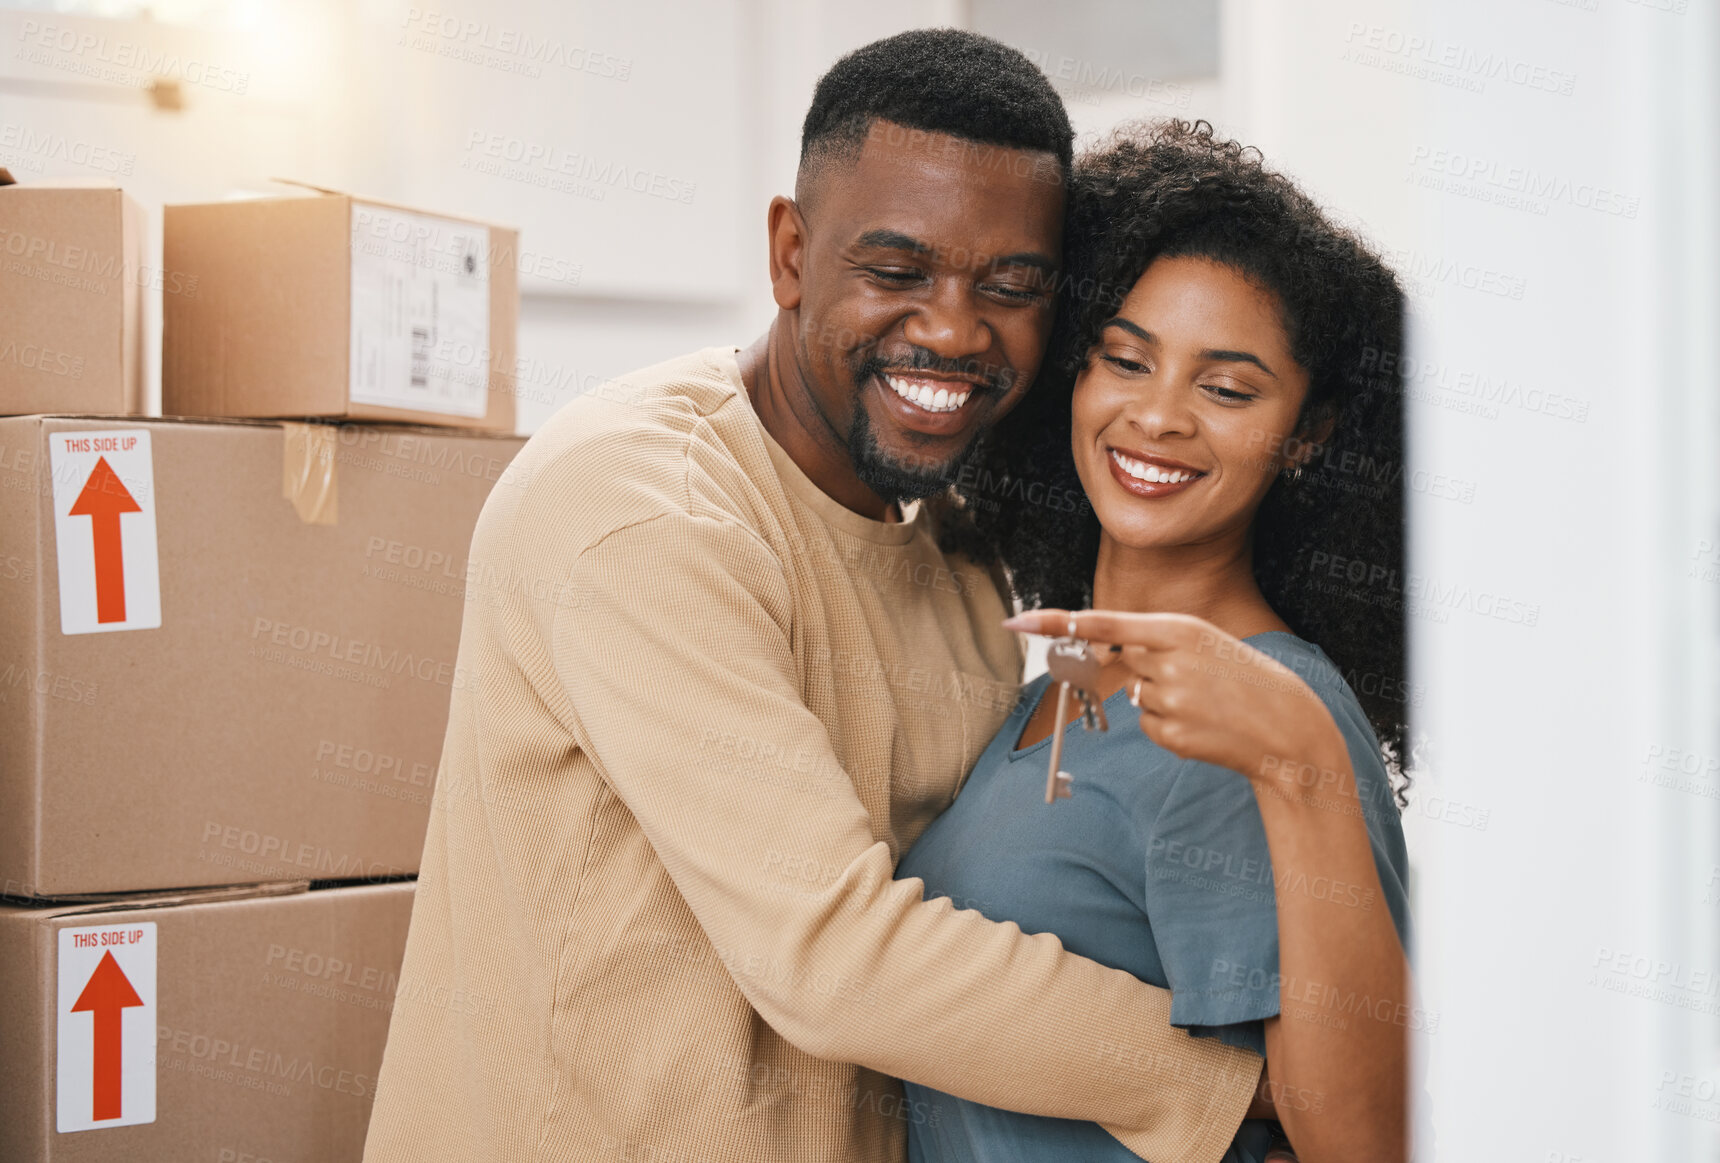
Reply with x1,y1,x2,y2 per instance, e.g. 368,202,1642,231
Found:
58,923,156,1132
68,458,144,624
50,430,161,635
71,951,145,1120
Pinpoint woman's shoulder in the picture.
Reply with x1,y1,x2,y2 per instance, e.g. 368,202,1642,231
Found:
1248,630,1407,829
1245,632,1394,775
1247,631,1380,729
1244,630,1349,694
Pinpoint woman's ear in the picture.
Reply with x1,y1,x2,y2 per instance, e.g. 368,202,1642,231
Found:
1290,406,1338,468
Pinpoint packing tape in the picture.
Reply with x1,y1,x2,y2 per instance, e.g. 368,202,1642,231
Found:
281,423,338,525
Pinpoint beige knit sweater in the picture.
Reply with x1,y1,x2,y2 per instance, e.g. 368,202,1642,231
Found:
363,347,1260,1163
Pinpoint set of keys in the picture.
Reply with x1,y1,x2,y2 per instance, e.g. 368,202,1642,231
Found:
1041,629,1120,804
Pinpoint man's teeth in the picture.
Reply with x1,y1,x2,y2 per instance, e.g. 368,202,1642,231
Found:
884,374,971,414
1110,449,1200,485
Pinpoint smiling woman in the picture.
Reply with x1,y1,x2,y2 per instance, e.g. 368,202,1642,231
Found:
910,118,1415,1163
1075,255,1314,546
947,119,1410,776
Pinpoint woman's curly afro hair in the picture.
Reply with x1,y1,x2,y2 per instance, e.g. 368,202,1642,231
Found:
940,119,1413,782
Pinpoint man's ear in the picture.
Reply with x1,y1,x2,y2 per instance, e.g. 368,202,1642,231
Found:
767,196,807,312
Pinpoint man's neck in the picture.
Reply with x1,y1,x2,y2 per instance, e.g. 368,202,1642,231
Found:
735,328,901,522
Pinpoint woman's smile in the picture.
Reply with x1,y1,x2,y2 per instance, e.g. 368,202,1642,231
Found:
1072,255,1309,555
1105,446,1207,496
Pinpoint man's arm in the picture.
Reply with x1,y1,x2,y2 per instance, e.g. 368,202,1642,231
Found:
539,498,1260,1163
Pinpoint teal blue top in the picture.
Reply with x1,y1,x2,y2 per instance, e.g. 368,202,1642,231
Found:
896,633,1411,1163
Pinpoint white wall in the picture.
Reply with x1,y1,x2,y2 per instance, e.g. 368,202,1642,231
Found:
1224,1,1720,1157
1410,2,1719,1157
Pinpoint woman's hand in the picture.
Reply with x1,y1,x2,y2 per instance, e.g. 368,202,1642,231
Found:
1004,608,1346,790
1007,608,1409,1163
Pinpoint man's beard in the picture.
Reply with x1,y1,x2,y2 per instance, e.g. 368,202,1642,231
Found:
844,345,1011,505
847,403,984,504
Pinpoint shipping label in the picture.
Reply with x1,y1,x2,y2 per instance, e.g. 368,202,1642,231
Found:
349,204,491,418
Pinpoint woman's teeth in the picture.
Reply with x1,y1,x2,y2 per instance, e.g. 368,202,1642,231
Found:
884,374,971,414
1110,448,1200,485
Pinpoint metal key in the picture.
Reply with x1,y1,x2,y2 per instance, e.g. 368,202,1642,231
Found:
1042,635,1116,803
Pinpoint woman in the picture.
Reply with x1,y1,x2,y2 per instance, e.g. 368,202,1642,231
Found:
900,121,1414,1162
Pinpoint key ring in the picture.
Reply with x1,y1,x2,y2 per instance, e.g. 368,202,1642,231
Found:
1042,620,1113,805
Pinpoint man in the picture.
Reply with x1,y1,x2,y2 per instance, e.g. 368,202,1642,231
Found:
366,29,1264,1163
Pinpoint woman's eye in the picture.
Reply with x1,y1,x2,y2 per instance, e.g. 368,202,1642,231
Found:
1100,353,1149,375
1203,384,1257,403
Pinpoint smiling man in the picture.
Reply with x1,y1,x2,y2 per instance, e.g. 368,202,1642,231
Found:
365,29,1263,1163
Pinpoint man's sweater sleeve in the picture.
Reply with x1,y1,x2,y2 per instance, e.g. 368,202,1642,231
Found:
546,503,1261,1163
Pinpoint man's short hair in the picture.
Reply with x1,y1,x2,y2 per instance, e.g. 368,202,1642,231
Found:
799,28,1072,186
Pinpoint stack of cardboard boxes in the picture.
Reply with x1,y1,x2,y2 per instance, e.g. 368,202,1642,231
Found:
0,169,525,1161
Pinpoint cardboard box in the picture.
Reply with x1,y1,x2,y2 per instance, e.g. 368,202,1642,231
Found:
0,170,144,417
163,183,517,432
0,880,414,1162
0,415,530,898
